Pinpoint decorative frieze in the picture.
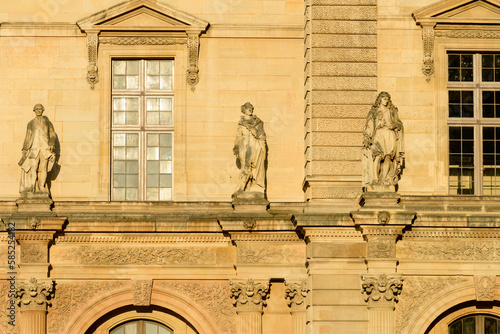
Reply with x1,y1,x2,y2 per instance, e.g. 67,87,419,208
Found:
132,280,153,306
20,244,47,263
474,275,496,302
16,278,54,310
55,234,230,244
435,30,500,39
230,278,270,311
99,37,187,45
397,241,500,261
361,274,403,305
57,246,216,265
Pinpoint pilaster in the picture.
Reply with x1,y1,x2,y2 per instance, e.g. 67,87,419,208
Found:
361,274,403,334
229,278,270,334
285,279,308,334
16,277,54,334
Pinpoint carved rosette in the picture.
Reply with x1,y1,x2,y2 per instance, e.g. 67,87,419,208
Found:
16,278,54,311
421,24,435,82
362,274,403,306
230,278,270,311
474,275,496,301
187,35,200,91
284,279,308,310
132,280,153,306
86,32,99,89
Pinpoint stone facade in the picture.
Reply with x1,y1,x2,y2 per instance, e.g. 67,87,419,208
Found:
1,0,500,334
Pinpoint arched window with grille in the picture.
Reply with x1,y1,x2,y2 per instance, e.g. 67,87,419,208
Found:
110,320,173,334
449,315,500,334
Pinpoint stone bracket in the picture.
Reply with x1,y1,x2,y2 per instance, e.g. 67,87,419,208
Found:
421,24,435,82
187,34,200,91
86,31,99,90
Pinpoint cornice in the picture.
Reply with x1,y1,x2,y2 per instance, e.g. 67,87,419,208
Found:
55,234,230,244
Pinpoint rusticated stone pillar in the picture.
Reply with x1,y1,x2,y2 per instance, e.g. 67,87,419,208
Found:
285,279,308,334
230,278,270,334
16,277,54,334
361,274,403,334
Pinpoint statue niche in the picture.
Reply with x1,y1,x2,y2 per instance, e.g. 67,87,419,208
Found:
232,102,268,204
18,104,57,196
362,92,404,191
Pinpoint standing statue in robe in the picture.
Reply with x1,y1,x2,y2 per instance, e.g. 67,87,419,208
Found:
18,104,56,194
232,102,267,200
362,92,404,189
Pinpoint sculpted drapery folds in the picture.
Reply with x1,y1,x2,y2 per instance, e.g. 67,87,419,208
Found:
362,92,405,188
18,104,56,194
232,102,267,199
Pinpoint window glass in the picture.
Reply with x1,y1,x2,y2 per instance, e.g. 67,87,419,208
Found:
111,59,174,201
448,53,500,195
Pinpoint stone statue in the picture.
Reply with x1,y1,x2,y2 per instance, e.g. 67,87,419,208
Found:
362,92,404,189
18,104,56,194
232,102,267,201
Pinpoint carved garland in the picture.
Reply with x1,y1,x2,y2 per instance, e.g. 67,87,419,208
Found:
84,34,201,91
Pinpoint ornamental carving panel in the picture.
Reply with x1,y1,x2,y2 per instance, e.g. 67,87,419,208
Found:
361,274,403,303
47,281,127,334
237,244,303,264
284,279,308,309
132,280,153,306
398,241,498,261
156,281,236,334
395,277,468,334
229,278,270,310
0,281,20,334
55,246,216,265
20,244,47,263
475,275,496,301
16,278,54,310
367,239,395,258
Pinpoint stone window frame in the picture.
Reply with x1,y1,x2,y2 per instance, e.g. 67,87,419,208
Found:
413,0,500,195
98,45,189,201
76,0,209,201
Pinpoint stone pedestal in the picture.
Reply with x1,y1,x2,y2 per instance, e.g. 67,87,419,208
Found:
230,278,270,334
16,192,53,212
361,274,403,334
232,192,269,213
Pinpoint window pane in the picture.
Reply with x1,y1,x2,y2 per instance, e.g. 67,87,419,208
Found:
486,317,497,334
449,319,462,334
449,127,475,195
462,316,475,334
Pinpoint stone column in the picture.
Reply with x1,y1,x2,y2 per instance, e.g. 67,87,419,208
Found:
230,278,270,334
361,274,403,334
16,277,54,334
285,279,308,334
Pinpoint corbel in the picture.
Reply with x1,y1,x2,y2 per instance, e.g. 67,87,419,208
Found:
421,23,436,82
85,30,99,90
186,32,201,92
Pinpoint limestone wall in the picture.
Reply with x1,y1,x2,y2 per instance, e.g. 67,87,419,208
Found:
0,0,304,202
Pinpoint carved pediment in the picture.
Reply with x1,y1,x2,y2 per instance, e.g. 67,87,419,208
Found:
76,0,209,91
77,0,209,33
413,0,500,25
413,0,500,82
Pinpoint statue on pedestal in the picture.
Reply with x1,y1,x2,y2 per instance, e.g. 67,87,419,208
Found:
18,104,56,195
362,92,404,190
232,102,267,203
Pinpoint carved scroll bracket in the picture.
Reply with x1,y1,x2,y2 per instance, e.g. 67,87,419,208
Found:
187,33,201,92
421,23,436,82
86,30,99,90
361,274,403,308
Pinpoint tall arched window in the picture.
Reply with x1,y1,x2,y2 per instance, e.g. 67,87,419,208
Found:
111,320,172,334
449,315,500,334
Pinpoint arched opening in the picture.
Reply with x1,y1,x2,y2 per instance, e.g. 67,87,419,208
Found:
85,305,198,334
425,301,500,334
110,319,172,334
